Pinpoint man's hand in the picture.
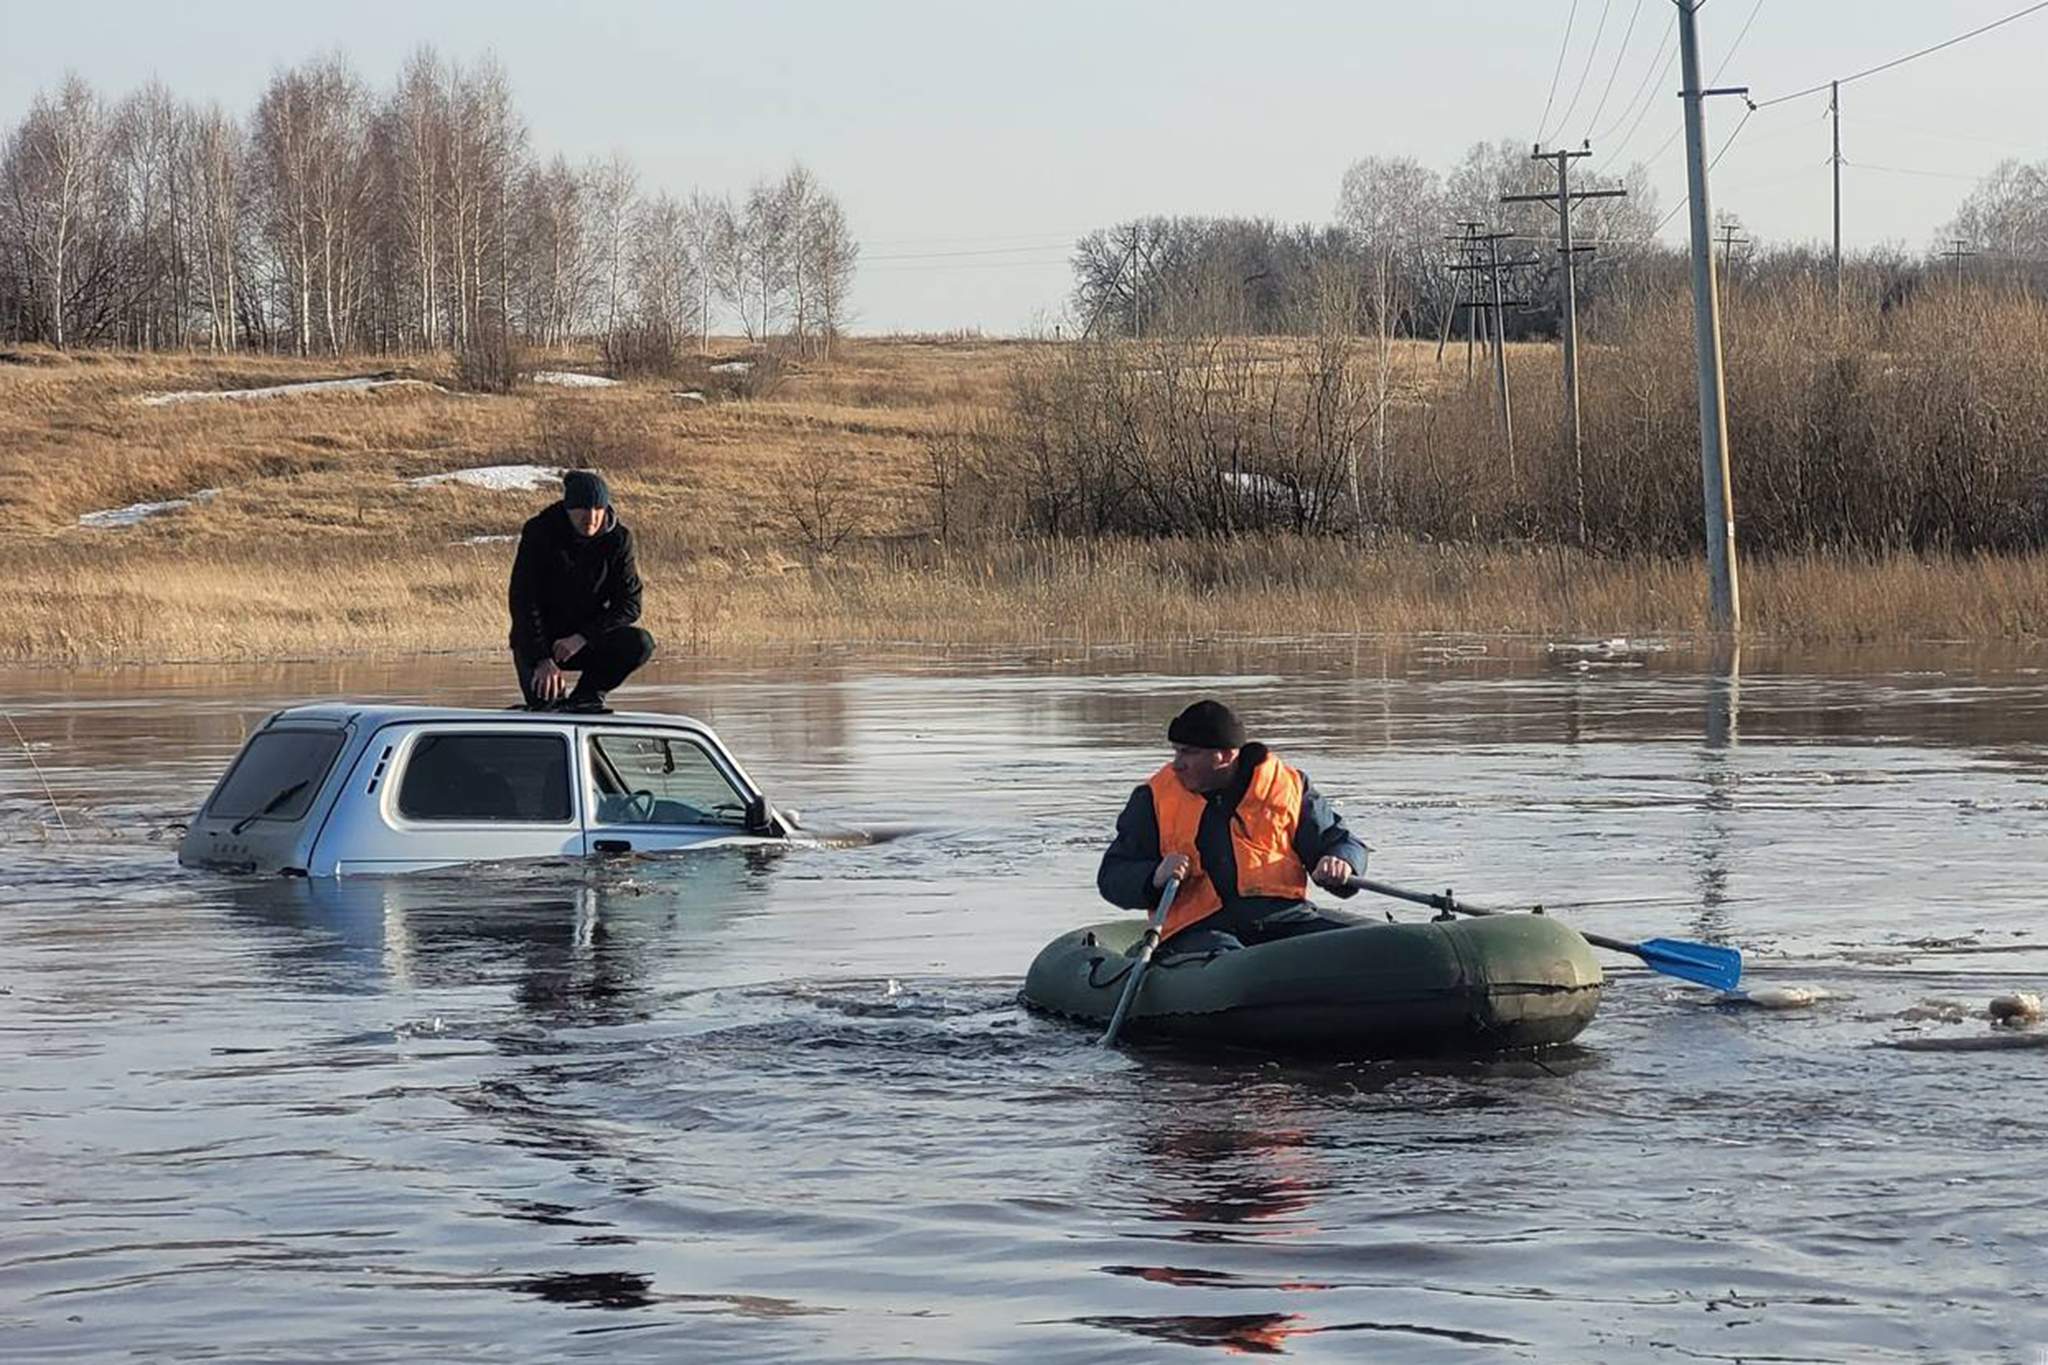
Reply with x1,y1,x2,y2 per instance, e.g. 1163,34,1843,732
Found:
531,658,569,702
551,633,588,664
1311,855,1355,891
1152,853,1191,889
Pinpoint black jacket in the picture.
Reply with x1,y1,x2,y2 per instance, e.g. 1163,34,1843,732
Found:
507,502,643,656
1097,742,1368,918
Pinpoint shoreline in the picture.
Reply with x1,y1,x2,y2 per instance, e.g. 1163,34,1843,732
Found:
7,542,2045,668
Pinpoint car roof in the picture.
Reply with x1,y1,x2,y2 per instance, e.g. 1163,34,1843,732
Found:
263,702,721,736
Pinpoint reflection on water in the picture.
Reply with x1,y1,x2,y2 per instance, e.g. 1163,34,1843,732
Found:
3,638,2046,1361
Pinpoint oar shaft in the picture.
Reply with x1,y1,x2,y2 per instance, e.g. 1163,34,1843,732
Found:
1345,874,1741,989
1098,875,1180,1047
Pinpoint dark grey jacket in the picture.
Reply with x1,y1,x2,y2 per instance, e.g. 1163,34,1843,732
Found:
1096,742,1368,923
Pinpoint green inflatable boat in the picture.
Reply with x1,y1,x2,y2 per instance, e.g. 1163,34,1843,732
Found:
1022,911,1603,1054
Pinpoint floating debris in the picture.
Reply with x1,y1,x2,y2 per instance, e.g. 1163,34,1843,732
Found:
1719,985,1828,1010
1988,992,2042,1025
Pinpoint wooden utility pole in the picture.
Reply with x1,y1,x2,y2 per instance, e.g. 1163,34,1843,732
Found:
1677,0,1742,633
1504,148,1625,545
1448,228,1536,479
1944,237,1978,288
1716,220,1750,276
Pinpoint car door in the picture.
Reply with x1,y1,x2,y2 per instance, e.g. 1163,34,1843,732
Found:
321,723,584,873
580,727,758,855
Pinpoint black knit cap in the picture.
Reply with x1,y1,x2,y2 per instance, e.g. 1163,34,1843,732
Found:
563,469,611,510
1167,699,1246,750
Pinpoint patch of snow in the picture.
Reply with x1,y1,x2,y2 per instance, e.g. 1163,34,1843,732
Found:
708,360,753,374
409,464,563,493
455,533,518,545
531,370,619,388
673,390,708,403
138,376,439,406
79,487,221,529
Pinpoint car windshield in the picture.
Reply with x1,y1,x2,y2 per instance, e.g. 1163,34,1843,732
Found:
206,729,346,822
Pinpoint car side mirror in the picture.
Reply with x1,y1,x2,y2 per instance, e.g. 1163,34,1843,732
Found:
744,794,784,837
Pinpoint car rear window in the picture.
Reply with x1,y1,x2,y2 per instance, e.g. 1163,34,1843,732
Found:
206,728,347,822
397,732,572,823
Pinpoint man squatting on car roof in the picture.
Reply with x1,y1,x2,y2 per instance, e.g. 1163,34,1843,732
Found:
508,469,654,713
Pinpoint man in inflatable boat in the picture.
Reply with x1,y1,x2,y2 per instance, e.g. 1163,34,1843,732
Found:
1098,699,1368,951
507,469,656,713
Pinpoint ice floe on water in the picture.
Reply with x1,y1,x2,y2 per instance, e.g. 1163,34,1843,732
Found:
1546,636,1670,657
138,376,440,406
78,488,220,528
409,464,562,493
530,370,619,388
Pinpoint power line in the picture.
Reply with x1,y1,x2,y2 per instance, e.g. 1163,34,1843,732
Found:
1594,20,1679,161
1552,0,1617,138
1830,110,2048,154
863,242,1080,262
1582,0,1649,140
1651,104,1756,235
1605,1,1764,175
863,256,1072,274
860,230,1081,249
1534,0,1582,145
1592,13,1675,145
1751,0,2048,108
1844,159,1988,183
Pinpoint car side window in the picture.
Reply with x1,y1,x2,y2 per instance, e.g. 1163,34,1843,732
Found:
588,733,747,827
397,732,572,823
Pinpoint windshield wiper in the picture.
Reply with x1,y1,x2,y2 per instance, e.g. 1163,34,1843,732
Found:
231,779,309,835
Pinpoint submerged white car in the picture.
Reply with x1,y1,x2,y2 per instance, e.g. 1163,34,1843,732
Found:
179,703,799,876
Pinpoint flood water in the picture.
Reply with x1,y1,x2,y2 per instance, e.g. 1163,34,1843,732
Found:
3,638,2045,1362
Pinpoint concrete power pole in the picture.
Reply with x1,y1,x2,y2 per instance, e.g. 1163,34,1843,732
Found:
1677,0,1742,633
1831,80,1842,308
1504,148,1625,546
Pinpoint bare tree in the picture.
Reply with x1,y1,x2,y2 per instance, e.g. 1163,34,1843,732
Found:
2,75,113,347
182,102,246,349
628,190,701,349
802,190,857,356
586,151,639,351
1334,154,1446,335
383,47,446,349
515,155,592,345
720,177,791,342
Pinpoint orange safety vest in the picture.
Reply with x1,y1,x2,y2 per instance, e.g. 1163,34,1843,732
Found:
1148,752,1308,939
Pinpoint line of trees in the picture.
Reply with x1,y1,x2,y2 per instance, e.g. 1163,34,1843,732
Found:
1073,140,2048,342
0,50,858,357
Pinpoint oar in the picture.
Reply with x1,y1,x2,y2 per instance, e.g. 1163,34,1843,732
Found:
1347,874,1743,992
1098,875,1181,1047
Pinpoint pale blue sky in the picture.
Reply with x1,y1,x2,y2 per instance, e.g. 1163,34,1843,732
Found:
3,0,2040,332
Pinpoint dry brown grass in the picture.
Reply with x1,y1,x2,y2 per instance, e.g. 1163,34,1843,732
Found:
1,337,2042,664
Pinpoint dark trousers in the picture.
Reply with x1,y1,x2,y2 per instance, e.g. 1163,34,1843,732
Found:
513,626,656,706
1161,901,1352,956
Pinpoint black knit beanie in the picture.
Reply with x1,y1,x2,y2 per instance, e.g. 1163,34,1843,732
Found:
1167,699,1246,750
563,469,611,510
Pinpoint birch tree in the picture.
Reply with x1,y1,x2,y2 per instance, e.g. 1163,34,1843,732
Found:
2,75,112,347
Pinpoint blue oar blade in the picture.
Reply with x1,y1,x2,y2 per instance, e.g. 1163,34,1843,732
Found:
1637,938,1744,991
